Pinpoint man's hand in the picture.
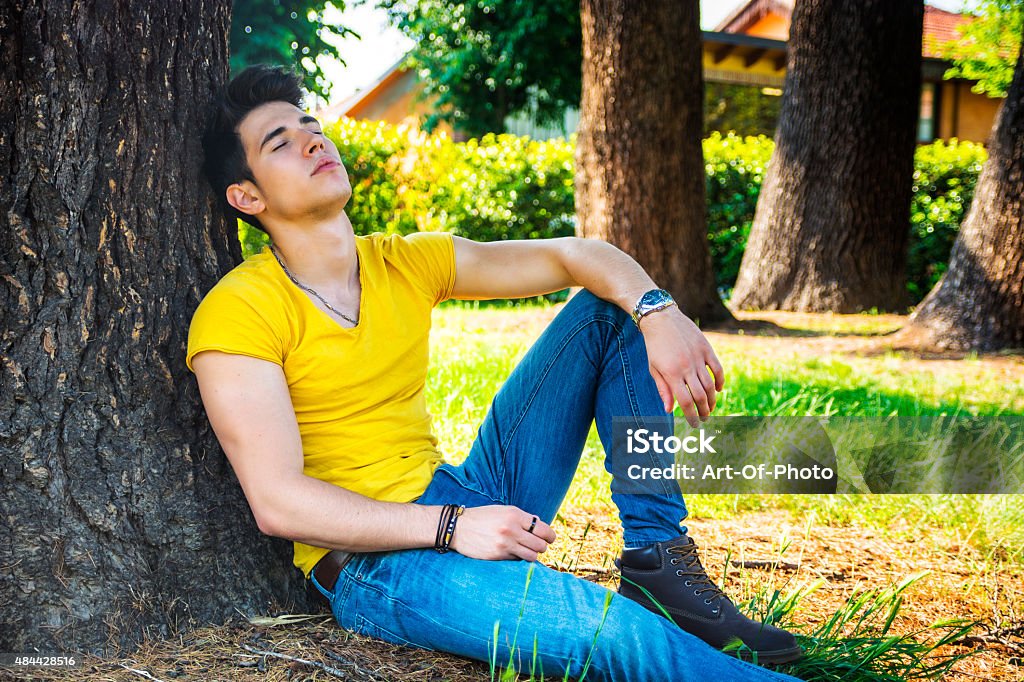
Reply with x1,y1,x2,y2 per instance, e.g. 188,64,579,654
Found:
639,308,725,428
451,505,557,562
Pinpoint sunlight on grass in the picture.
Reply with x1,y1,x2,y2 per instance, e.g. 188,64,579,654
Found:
426,302,1024,557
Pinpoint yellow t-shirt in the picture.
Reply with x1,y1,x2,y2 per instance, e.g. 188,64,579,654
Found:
186,231,456,576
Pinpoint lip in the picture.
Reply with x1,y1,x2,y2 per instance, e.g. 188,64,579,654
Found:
312,157,341,175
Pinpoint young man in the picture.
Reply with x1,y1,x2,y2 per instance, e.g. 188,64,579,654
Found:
189,65,802,681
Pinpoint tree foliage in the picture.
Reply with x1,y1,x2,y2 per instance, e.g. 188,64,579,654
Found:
379,0,581,137
230,0,356,101
938,0,1022,97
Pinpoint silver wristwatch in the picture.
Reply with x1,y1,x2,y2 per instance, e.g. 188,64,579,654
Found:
631,288,677,326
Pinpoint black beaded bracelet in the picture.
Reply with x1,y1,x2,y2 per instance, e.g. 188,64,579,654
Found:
434,503,465,553
434,504,452,549
435,505,452,552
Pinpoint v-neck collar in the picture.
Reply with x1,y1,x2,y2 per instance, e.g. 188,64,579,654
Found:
267,237,366,336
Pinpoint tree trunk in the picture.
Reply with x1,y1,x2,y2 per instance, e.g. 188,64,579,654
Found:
730,0,923,313
575,0,731,324
0,0,308,653
898,42,1024,351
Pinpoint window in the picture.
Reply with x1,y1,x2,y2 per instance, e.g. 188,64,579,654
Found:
918,82,936,143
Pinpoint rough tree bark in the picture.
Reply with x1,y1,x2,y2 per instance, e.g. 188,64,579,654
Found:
575,0,731,324
730,0,924,313
0,0,307,653
897,41,1024,351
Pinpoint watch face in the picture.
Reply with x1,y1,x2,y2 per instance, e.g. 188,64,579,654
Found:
641,289,671,308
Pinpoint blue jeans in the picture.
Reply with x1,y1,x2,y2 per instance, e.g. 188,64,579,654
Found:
311,290,802,681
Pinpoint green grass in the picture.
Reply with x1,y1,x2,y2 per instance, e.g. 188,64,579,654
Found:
718,353,1022,416
770,575,977,681
426,302,1024,554
429,303,1021,679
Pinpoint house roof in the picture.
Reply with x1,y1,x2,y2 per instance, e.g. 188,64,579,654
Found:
714,0,974,59
714,0,794,34
316,55,409,121
921,6,975,58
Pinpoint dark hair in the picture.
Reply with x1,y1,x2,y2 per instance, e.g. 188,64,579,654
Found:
202,65,305,233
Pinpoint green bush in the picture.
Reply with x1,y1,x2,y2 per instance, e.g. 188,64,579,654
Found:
702,132,773,291
238,119,576,259
236,119,985,306
909,139,987,300
238,220,270,257
427,133,576,242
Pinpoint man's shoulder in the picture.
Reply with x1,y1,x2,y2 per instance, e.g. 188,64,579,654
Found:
191,248,292,328
202,247,284,300
187,248,290,371
361,230,453,252
359,231,455,305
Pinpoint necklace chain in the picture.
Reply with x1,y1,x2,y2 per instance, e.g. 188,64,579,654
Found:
270,245,359,326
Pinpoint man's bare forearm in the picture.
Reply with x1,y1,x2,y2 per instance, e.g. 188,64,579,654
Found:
262,473,442,552
559,238,660,315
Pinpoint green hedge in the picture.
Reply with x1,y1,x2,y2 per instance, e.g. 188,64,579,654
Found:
908,139,987,301
239,119,576,257
702,132,774,291
239,121,986,305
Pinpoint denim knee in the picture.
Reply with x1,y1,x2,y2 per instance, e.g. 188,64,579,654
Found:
565,289,630,326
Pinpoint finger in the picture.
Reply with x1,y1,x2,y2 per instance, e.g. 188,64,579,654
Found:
686,374,711,420
673,378,700,428
517,529,550,556
529,517,557,544
651,368,673,413
513,509,556,543
697,366,717,413
513,544,541,562
707,353,725,391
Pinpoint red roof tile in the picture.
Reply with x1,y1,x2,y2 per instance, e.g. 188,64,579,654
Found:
716,1,975,60
923,5,974,58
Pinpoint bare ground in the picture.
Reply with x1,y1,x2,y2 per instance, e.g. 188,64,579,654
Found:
711,311,1024,381
7,506,1021,682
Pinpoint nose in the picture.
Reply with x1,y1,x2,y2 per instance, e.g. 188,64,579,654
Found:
304,131,325,156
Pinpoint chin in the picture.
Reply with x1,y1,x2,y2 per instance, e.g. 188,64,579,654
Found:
338,184,353,208
302,187,352,218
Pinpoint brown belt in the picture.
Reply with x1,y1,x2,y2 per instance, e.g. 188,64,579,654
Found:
312,550,354,593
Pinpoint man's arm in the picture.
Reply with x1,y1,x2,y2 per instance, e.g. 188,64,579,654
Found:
191,350,556,559
451,236,725,426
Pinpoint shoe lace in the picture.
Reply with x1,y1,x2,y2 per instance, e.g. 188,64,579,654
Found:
666,541,727,603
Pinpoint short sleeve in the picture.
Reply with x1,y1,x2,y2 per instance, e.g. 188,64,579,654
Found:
186,282,287,372
395,231,457,306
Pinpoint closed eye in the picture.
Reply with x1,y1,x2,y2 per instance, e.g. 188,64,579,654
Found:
272,130,323,152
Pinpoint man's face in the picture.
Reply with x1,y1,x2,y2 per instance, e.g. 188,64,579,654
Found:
233,101,352,225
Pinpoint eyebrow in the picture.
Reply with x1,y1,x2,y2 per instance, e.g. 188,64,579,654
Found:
259,115,321,152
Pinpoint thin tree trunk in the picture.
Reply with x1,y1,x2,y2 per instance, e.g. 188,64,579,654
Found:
0,0,308,653
897,42,1024,351
575,0,731,324
731,0,923,313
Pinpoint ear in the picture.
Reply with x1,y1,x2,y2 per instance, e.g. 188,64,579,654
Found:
226,181,265,218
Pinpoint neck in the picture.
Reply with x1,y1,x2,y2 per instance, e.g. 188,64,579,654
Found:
266,211,359,292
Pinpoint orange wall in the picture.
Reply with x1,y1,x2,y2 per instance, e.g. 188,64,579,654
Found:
346,70,455,136
744,14,790,40
956,88,1001,142
938,81,1001,142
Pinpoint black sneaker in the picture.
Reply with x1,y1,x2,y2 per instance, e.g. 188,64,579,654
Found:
617,534,803,665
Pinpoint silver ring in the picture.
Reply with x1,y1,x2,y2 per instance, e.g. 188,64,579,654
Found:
527,516,538,534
